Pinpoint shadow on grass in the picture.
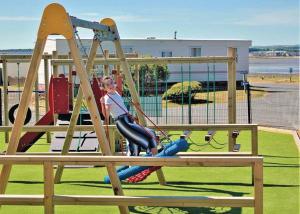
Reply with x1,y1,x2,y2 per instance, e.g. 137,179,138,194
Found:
263,161,300,168
263,155,300,159
129,206,239,214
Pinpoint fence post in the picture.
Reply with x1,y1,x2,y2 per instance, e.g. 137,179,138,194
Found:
35,72,40,122
44,162,54,214
44,56,51,144
0,88,2,127
246,83,252,124
254,159,263,214
2,58,9,143
227,48,237,151
188,63,192,124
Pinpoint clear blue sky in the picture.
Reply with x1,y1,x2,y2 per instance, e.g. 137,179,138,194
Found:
0,0,299,49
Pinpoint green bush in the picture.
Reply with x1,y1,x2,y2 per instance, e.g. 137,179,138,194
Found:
162,81,202,103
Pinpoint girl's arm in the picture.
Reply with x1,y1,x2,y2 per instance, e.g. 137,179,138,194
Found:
101,96,111,125
104,104,111,125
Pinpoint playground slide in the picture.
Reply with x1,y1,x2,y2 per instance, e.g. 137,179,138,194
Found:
104,138,189,184
17,111,54,152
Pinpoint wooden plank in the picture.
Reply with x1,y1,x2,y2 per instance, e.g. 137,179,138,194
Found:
227,48,237,152
68,52,73,110
0,38,47,195
0,151,253,156
254,160,263,214
54,39,99,183
53,195,254,207
0,124,258,132
0,195,44,205
252,126,258,155
35,72,40,122
44,162,54,214
52,51,58,125
44,57,51,144
67,37,129,214
2,58,9,143
0,195,254,208
0,53,136,61
51,56,235,65
0,155,263,166
103,49,109,76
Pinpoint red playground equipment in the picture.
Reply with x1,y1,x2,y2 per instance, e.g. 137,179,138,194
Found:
16,71,123,152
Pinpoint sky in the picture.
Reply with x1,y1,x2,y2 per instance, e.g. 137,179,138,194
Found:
0,0,299,49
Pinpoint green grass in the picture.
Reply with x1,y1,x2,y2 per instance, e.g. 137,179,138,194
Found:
0,130,299,214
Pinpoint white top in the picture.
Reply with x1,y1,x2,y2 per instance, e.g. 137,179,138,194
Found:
104,92,128,119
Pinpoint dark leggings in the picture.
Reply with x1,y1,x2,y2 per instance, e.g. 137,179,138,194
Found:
116,115,156,150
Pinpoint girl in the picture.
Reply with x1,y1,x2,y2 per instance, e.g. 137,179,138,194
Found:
101,76,158,155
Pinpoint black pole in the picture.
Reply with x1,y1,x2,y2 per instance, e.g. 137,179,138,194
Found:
0,88,2,126
246,83,252,124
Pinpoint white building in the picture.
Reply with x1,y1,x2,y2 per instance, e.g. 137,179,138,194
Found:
2,38,251,84
55,38,251,83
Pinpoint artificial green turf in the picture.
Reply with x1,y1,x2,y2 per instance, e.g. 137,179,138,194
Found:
0,130,299,214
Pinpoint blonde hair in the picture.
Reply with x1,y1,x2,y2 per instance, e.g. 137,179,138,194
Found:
102,76,113,88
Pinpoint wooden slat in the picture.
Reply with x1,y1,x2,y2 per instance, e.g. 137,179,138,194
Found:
0,195,44,205
44,162,54,214
0,155,262,166
2,59,9,143
0,152,253,156
254,160,263,214
227,47,237,152
51,56,235,65
0,195,254,208
0,124,258,132
0,38,47,195
43,57,51,144
54,38,99,184
67,32,128,214
53,195,254,207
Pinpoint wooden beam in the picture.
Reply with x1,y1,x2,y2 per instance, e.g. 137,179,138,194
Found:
51,56,235,66
227,47,237,152
103,49,109,76
44,162,54,214
102,18,166,185
68,52,73,110
67,37,129,214
0,38,47,195
0,152,253,156
54,39,99,184
53,195,254,207
2,58,9,143
0,124,258,132
0,195,254,208
0,155,263,166
254,159,263,214
34,72,40,122
0,195,44,205
43,57,51,144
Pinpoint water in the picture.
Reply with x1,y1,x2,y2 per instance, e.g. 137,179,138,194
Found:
249,57,299,74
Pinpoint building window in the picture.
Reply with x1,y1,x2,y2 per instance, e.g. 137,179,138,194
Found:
191,47,201,57
161,51,172,57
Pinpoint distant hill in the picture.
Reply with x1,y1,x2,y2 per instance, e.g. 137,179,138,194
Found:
0,49,33,55
250,45,300,52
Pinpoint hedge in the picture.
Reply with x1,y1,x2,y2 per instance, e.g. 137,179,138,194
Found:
162,81,202,103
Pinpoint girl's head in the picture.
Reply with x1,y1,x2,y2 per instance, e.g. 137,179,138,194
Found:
103,76,115,92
